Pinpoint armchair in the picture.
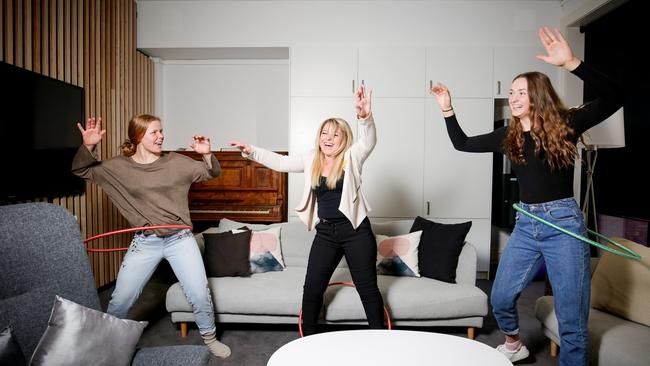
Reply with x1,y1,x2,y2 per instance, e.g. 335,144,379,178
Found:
0,203,209,365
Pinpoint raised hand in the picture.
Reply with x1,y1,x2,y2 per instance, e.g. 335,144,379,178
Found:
355,84,372,120
229,141,252,155
190,135,212,154
536,27,580,71
76,117,106,149
430,82,453,113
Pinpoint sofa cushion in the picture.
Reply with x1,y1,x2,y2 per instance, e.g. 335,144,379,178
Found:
376,231,422,277
410,216,472,283
203,230,252,277
324,271,488,321
591,238,650,327
238,226,285,273
30,296,147,366
167,267,306,316
0,326,26,366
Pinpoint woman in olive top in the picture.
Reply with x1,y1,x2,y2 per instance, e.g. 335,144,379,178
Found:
72,114,230,358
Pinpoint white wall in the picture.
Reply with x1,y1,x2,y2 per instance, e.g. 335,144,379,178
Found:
158,60,289,151
138,1,561,48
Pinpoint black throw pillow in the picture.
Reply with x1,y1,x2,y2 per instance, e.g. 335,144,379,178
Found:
1,326,26,366
203,230,252,277
410,216,472,283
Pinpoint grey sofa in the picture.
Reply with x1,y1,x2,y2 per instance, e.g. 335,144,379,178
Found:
0,203,210,365
535,258,650,366
166,218,488,339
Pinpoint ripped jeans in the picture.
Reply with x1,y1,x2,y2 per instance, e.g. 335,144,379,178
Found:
107,229,216,335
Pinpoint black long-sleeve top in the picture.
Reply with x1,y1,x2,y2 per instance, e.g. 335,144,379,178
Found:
444,62,623,204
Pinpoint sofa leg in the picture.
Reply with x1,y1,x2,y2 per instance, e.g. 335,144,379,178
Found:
467,327,475,340
550,340,558,357
180,322,188,338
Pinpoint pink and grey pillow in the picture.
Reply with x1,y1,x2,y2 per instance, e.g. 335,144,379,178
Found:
375,231,422,277
237,226,285,273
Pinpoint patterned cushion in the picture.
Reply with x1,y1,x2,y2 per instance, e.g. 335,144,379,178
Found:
237,226,285,273
375,231,422,277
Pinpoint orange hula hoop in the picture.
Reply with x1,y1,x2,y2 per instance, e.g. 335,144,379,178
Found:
83,225,192,252
298,281,392,337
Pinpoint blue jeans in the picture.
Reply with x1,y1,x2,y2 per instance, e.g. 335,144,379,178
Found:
491,198,590,366
107,229,216,335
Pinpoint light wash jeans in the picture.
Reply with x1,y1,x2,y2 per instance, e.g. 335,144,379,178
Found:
491,198,590,366
107,229,216,335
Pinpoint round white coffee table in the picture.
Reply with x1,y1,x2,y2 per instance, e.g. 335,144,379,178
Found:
267,329,511,366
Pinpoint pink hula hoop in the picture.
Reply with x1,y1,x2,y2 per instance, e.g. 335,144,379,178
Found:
83,225,192,252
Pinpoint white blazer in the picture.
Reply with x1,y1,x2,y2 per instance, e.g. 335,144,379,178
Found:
243,116,377,231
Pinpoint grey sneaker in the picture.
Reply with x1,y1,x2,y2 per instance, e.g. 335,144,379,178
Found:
496,344,530,363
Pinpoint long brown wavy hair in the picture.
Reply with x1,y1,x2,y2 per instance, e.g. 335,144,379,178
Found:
120,114,161,156
503,72,578,170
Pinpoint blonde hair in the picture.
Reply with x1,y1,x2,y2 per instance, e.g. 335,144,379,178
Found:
310,118,354,189
120,114,161,156
503,72,578,170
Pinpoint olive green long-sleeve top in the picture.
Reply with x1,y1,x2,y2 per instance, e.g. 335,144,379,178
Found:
72,146,220,236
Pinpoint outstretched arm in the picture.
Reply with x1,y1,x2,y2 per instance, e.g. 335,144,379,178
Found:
429,84,503,153
537,27,624,132
72,117,105,178
230,141,305,173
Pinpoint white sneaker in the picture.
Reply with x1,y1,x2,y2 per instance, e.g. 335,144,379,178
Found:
496,344,530,363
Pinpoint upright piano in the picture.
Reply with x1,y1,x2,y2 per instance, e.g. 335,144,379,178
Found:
175,151,288,227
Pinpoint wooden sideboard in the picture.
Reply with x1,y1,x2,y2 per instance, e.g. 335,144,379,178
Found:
175,151,288,226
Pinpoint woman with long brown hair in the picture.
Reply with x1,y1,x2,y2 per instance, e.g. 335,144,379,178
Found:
72,114,231,358
230,85,385,336
430,27,622,366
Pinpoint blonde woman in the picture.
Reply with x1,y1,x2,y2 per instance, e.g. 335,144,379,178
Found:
72,114,231,358
230,85,384,335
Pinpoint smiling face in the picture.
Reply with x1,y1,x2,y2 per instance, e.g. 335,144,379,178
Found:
509,77,531,121
138,120,164,155
318,121,344,158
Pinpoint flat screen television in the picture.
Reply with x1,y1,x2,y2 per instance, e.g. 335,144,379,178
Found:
0,61,85,202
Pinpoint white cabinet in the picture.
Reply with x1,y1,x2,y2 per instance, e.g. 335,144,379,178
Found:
363,99,425,218
358,47,425,98
424,98,494,273
423,98,494,219
493,46,560,98
290,47,357,97
426,46,493,98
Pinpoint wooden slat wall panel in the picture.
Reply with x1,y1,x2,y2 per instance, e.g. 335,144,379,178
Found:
1,0,155,288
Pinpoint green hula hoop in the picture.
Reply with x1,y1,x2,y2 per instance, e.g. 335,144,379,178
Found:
512,203,641,260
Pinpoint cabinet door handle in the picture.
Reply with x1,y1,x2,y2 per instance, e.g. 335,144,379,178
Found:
352,80,355,93
426,201,430,215
497,81,501,95
429,80,433,89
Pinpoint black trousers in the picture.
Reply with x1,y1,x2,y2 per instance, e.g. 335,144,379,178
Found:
301,217,385,335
